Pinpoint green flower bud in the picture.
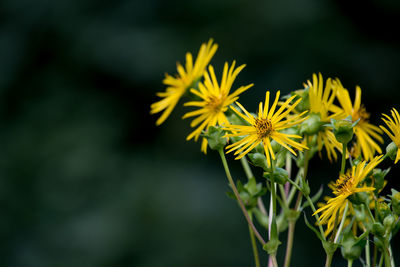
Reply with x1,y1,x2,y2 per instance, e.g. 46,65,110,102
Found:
371,222,385,237
204,126,227,150
373,236,384,249
270,140,282,154
349,192,369,206
263,167,289,185
383,214,396,232
390,189,400,216
372,168,390,192
331,117,356,144
386,141,398,161
340,230,366,260
292,89,309,113
248,152,268,171
300,179,310,197
300,113,322,135
353,205,369,222
377,202,391,222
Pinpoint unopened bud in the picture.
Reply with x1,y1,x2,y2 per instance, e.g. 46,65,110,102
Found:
332,117,356,144
386,142,398,162
300,113,322,135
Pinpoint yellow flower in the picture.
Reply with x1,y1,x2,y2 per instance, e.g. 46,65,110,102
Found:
306,73,343,161
182,61,253,153
380,108,400,163
150,39,218,125
224,91,308,166
334,81,383,160
314,155,383,236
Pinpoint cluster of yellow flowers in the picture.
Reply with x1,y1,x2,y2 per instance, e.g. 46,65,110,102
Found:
150,39,400,267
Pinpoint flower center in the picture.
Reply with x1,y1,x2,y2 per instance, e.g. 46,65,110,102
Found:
333,174,354,196
254,118,274,139
206,96,224,114
353,105,370,123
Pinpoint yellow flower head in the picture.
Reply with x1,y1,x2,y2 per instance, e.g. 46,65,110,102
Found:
224,91,308,166
306,73,343,161
334,80,383,160
150,39,218,125
182,61,253,153
380,108,400,163
314,155,383,236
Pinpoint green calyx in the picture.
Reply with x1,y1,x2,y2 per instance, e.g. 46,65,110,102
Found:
204,126,227,151
330,116,358,144
340,230,367,260
386,141,398,161
263,167,289,185
300,113,322,135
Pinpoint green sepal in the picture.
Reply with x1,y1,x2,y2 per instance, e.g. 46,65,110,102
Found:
386,141,398,161
340,229,367,260
390,189,400,216
263,167,288,185
371,222,385,237
253,208,269,230
248,152,269,171
262,217,281,254
303,213,324,241
204,126,227,151
300,113,322,135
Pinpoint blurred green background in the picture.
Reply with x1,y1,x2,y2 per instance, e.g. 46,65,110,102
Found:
1,0,400,266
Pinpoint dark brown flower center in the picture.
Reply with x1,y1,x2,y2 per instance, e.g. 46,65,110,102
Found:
254,118,274,139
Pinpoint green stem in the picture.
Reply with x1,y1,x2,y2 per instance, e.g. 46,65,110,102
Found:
286,170,301,206
270,254,278,267
334,201,349,243
373,245,378,267
389,245,395,267
283,221,295,267
366,238,371,267
240,156,268,215
305,195,326,241
248,213,261,267
325,253,333,267
384,246,391,267
340,142,347,175
218,149,266,246
240,156,254,179
347,259,353,267
378,252,384,267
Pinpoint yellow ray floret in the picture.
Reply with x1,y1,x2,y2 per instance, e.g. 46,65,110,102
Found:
224,91,309,166
150,39,218,125
380,108,400,163
182,61,253,153
334,80,383,160
306,73,343,161
313,155,383,236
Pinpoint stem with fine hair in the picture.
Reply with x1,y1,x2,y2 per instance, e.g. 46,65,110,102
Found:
218,149,266,246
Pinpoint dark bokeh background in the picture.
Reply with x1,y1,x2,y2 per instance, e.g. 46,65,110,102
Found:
1,0,400,266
